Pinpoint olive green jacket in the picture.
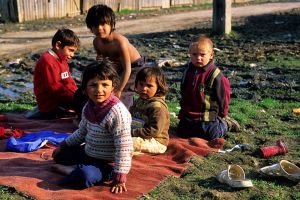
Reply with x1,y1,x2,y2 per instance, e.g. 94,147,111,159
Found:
130,96,170,146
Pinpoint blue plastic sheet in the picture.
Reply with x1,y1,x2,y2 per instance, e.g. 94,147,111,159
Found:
6,131,69,152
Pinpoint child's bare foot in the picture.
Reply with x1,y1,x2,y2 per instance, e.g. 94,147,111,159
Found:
51,164,76,175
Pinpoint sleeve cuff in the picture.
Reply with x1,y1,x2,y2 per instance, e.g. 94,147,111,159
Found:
113,172,127,184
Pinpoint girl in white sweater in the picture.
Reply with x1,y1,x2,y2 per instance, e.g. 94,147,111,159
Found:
52,60,133,194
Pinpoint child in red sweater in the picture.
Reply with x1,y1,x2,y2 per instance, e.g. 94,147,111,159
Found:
28,28,86,119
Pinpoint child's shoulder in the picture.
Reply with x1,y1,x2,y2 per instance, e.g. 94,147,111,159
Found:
111,32,129,43
39,50,51,58
147,97,168,110
36,50,55,64
94,33,128,46
111,102,131,114
204,66,224,85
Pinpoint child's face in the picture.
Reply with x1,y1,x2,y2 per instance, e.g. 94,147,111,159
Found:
189,43,213,67
85,77,114,105
91,23,112,38
136,76,158,100
55,43,78,61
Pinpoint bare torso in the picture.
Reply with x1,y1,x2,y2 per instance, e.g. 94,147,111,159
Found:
93,32,141,66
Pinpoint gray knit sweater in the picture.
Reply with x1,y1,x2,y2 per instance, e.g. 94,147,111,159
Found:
65,102,133,175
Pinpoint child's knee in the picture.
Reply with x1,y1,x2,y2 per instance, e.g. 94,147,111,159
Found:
77,165,103,188
207,121,226,140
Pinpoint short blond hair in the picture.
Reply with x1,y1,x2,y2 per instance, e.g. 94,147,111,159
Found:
189,35,213,52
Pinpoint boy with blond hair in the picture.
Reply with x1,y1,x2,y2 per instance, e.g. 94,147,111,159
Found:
177,36,240,141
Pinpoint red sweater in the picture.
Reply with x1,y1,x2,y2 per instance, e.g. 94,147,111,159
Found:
33,50,77,112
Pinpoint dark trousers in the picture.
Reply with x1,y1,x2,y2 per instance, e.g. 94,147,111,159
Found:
177,118,227,141
27,88,88,120
53,146,112,189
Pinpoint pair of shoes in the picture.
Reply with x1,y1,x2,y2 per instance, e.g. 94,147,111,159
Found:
260,160,300,182
217,165,253,188
258,139,288,158
222,117,241,132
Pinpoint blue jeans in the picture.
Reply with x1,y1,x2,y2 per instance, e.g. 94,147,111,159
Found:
177,117,227,140
53,145,112,189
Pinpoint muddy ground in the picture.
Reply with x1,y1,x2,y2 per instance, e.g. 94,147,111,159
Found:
1,1,300,57
0,4,299,104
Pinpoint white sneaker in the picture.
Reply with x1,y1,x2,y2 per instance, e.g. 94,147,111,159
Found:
217,164,253,188
260,160,300,182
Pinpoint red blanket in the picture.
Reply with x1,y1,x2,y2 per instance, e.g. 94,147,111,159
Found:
0,113,221,200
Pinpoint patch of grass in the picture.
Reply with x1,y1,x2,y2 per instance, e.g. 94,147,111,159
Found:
230,98,300,136
0,186,34,200
142,98,300,199
118,2,212,16
166,97,300,137
168,3,212,10
166,101,180,114
169,117,179,130
258,98,281,109
229,98,260,125
143,149,300,200
117,9,151,15
266,56,300,68
0,102,33,113
166,101,180,129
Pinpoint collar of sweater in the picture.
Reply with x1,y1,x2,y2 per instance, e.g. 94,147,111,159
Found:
189,60,215,72
84,94,120,123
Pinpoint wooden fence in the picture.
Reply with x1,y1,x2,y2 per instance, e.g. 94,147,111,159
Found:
82,0,171,13
0,0,253,22
0,0,80,22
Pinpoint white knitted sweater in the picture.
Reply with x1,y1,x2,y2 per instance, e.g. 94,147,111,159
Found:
65,102,133,174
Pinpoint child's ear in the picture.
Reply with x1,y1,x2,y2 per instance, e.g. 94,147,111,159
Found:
210,50,214,60
54,41,62,50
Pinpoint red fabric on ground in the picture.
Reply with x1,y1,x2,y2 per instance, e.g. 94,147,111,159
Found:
0,127,25,139
0,113,222,200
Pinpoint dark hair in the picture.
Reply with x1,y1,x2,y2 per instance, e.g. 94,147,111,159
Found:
85,4,116,32
135,67,168,97
81,60,120,93
52,28,80,48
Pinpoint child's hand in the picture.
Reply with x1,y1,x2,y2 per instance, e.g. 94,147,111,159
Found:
110,183,127,194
